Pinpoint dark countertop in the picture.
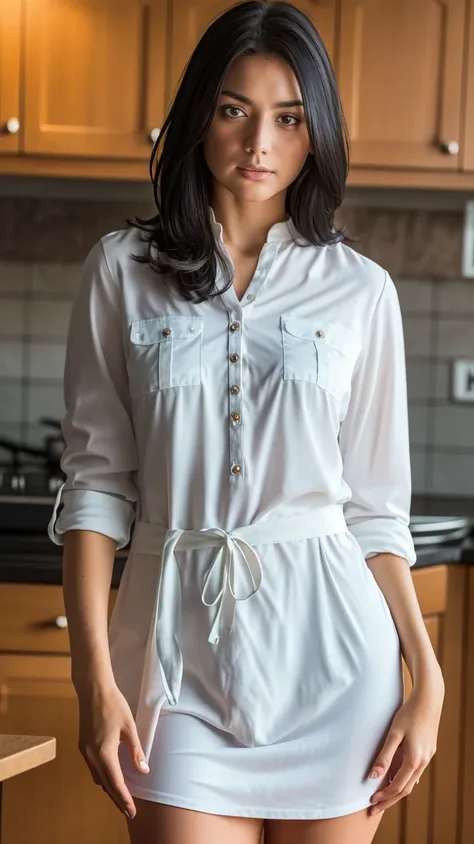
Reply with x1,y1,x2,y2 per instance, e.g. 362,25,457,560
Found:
0,493,473,586
0,530,473,587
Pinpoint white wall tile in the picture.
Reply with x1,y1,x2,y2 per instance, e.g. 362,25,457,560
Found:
32,263,82,296
403,317,432,357
406,361,432,400
437,281,474,315
408,404,429,446
396,280,433,314
436,319,474,358
26,384,65,426
0,341,24,378
0,383,22,423
0,263,29,294
430,452,474,496
27,343,67,380
0,299,25,336
28,301,72,340
432,406,474,449
410,448,428,494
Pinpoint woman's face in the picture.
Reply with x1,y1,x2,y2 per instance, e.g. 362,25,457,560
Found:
202,53,311,203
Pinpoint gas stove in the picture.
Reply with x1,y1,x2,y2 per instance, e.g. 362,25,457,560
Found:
0,417,65,530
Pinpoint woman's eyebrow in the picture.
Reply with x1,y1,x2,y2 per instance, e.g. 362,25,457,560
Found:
220,89,304,108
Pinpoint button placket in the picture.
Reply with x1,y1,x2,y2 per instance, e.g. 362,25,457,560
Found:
228,315,244,478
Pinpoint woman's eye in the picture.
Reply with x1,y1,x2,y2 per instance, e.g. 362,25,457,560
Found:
278,115,301,126
219,106,302,125
221,106,245,118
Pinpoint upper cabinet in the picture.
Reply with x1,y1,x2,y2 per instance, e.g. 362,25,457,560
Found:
22,0,167,159
337,0,466,170
3,0,474,186
0,0,22,154
463,0,474,170
168,0,336,107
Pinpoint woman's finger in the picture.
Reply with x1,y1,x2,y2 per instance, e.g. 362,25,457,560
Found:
370,748,420,808
95,745,137,818
370,763,425,814
369,727,403,780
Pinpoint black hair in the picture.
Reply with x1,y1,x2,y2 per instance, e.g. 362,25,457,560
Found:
127,0,350,303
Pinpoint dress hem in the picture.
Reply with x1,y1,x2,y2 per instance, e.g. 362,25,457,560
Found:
126,783,378,820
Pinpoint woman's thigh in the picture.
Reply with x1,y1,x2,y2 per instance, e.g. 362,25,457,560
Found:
264,807,384,844
126,797,264,844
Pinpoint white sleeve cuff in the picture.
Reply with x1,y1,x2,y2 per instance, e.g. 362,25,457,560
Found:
48,483,136,550
347,518,417,567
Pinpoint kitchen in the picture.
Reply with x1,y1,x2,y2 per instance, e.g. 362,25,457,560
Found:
1,1,474,843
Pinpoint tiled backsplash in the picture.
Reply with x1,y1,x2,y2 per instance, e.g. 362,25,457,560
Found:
0,191,473,499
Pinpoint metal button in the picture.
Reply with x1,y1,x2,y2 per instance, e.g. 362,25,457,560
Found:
137,333,144,341
315,330,325,338
189,327,196,333
162,327,172,337
231,464,242,474
229,353,239,363
246,293,255,301
230,322,240,332
231,412,241,422
230,385,240,394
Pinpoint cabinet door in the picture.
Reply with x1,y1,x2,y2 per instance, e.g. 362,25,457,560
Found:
462,0,474,170
22,0,167,159
0,654,128,844
0,0,21,154
373,616,440,844
337,0,465,170
168,0,336,110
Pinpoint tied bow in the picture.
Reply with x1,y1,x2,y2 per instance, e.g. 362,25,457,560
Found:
155,527,263,707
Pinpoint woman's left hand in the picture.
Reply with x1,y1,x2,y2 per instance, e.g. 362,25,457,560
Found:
368,670,445,815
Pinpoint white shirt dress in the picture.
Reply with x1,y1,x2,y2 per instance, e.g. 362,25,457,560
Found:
48,207,417,820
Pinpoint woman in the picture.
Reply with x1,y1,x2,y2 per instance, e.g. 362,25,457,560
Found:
48,2,445,843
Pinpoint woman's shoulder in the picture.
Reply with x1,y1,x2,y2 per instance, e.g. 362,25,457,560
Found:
324,240,389,294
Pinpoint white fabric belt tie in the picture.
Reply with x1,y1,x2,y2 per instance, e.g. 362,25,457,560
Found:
129,505,348,762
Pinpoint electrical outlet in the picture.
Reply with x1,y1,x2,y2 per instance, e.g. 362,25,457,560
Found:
452,360,474,402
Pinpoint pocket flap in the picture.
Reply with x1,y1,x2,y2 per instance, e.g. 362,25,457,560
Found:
130,316,204,345
281,315,360,357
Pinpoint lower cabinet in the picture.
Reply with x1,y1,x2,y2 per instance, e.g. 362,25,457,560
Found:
373,565,465,844
0,565,468,844
0,652,128,844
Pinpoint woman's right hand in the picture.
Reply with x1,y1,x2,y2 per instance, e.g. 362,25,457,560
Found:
76,680,149,820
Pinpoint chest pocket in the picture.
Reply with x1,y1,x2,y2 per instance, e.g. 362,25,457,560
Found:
127,315,203,397
280,314,361,401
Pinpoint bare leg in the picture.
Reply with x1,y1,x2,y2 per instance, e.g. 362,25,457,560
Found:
127,796,264,844
264,807,385,844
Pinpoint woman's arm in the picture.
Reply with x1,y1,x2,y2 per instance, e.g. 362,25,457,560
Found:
62,529,117,692
366,552,443,684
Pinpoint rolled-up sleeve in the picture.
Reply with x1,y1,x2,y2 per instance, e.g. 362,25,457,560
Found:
338,270,417,567
48,238,139,550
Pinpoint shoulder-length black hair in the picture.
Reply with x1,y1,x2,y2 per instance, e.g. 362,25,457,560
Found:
128,0,350,303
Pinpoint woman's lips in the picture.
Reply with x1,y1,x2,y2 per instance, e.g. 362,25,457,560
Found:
237,168,274,181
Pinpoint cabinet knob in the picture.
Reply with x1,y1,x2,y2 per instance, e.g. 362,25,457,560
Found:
149,127,161,144
54,615,68,629
2,117,20,136
439,140,459,155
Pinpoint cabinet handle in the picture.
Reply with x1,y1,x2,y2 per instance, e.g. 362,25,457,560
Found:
54,615,68,629
439,140,459,155
2,117,20,136
149,127,161,144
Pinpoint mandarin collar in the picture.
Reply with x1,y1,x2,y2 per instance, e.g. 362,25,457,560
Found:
208,205,299,244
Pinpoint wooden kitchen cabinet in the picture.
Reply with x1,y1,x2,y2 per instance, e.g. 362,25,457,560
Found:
22,0,167,160
373,564,466,844
0,0,21,155
0,584,123,844
337,0,466,171
167,0,336,107
0,653,128,844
